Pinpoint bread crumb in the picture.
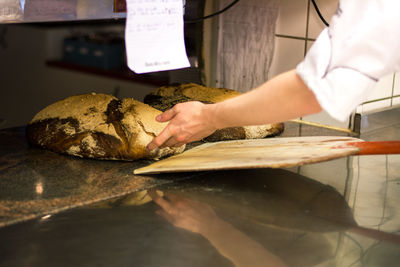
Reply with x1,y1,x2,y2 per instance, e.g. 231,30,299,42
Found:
67,145,81,155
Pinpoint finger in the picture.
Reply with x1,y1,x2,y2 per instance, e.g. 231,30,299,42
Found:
166,194,197,208
147,188,161,199
156,209,176,225
146,140,158,152
147,126,173,151
164,193,182,203
160,137,186,149
156,107,177,122
160,136,179,149
173,142,185,148
149,191,172,212
153,197,172,212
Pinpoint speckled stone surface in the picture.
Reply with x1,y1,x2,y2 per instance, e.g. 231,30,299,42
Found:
0,127,200,227
0,118,371,229
0,121,353,228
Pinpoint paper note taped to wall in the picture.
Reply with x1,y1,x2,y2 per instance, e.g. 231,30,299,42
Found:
125,0,190,74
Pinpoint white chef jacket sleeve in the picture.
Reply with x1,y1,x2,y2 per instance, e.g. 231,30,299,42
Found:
296,1,400,122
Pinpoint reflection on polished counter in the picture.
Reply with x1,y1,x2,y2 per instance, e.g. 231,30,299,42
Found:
1,168,399,266
0,107,399,266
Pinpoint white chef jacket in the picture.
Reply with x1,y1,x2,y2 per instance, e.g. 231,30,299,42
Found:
296,0,400,121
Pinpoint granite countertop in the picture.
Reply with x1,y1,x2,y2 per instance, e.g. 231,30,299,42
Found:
0,121,352,228
0,127,201,227
0,111,399,267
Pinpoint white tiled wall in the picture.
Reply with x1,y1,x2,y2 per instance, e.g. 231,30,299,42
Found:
360,100,393,114
394,74,400,95
268,37,305,78
393,97,400,106
393,73,400,106
271,0,399,128
366,75,394,102
275,0,308,38
307,0,338,39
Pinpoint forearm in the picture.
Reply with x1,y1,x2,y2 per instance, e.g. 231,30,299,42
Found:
202,218,287,267
209,69,322,129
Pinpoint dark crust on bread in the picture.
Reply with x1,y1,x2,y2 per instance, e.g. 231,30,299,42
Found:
105,99,124,123
104,99,130,151
204,127,246,142
268,123,285,137
26,117,125,159
26,117,82,152
143,94,214,112
26,98,128,160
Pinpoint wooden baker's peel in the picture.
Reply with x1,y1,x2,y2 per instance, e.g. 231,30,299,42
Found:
134,136,400,175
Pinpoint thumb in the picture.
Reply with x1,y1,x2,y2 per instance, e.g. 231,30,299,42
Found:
156,107,177,122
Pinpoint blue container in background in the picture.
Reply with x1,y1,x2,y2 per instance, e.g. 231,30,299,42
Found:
62,34,124,70
90,42,124,70
63,38,80,63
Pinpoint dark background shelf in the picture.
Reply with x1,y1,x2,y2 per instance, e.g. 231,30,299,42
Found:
46,60,170,86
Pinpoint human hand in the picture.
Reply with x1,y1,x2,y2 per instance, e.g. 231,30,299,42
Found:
148,189,220,234
146,101,217,151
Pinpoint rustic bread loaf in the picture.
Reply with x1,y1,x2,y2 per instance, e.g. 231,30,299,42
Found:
26,93,185,160
146,83,242,103
144,83,284,141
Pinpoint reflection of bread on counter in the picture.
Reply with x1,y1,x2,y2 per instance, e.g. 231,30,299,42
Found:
144,83,284,141
26,93,185,160
89,190,164,208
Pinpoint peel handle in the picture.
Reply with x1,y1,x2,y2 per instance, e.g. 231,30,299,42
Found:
347,141,400,155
